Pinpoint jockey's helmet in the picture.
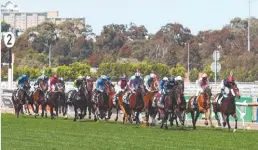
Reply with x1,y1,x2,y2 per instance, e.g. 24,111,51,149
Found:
163,77,168,81
228,76,235,83
22,74,27,78
150,73,156,79
86,76,91,80
202,73,208,80
59,77,64,81
135,72,141,78
169,76,175,82
106,76,111,81
54,74,58,79
121,76,127,81
175,76,183,81
101,75,107,80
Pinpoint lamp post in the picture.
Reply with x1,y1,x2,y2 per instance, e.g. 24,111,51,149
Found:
248,0,258,52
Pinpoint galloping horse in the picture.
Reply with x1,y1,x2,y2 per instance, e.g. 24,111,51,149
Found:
32,80,48,118
212,84,240,131
12,81,31,118
170,83,186,128
57,82,66,116
46,83,63,119
186,86,213,129
85,79,94,119
121,84,146,124
67,80,89,121
143,80,159,125
92,83,110,122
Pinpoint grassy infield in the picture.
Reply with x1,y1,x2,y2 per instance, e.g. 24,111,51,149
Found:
1,114,258,150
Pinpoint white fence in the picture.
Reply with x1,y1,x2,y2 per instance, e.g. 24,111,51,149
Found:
1,81,258,97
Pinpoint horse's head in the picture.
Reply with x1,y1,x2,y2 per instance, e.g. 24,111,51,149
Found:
23,81,31,91
56,82,65,92
39,80,48,91
229,84,240,99
138,84,147,96
204,86,212,98
86,80,94,92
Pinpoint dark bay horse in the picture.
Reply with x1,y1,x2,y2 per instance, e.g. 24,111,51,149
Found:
212,84,240,131
12,82,31,118
67,80,89,121
46,83,63,119
169,84,186,128
91,83,116,122
32,80,48,118
57,82,66,116
121,84,146,124
186,86,213,129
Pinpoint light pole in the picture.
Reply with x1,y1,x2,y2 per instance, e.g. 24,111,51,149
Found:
248,0,258,52
187,42,190,80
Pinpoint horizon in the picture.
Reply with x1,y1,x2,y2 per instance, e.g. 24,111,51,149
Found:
1,0,258,35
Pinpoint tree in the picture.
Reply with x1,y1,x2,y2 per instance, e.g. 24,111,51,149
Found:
1,21,10,32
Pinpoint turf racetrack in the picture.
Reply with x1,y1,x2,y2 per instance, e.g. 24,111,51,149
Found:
2,114,258,150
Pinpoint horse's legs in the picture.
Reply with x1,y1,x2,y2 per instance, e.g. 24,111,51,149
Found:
214,112,221,126
55,105,59,117
17,104,22,118
232,113,238,131
226,115,231,131
73,107,78,122
115,103,119,122
222,113,227,127
50,106,54,119
145,111,150,126
191,111,196,129
135,111,140,124
207,109,214,127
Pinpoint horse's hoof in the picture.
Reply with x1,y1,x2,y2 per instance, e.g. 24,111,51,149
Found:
218,123,221,126
73,119,76,122
115,118,118,122
88,116,91,120
94,118,97,122
223,122,226,127
51,117,54,120
205,122,208,126
165,125,168,130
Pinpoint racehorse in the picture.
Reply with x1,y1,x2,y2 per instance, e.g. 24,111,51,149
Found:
67,80,89,121
212,84,240,131
57,82,66,116
169,82,186,128
121,84,146,124
12,81,31,118
46,83,63,119
92,83,110,122
144,80,159,125
85,79,94,119
186,86,213,129
32,80,48,118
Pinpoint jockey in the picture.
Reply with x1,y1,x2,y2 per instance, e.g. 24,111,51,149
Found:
34,75,49,91
193,73,209,106
175,76,184,93
73,76,85,92
129,72,143,92
144,73,157,92
58,77,65,84
217,75,236,103
157,76,176,108
49,74,59,92
17,74,29,90
113,76,128,105
158,77,168,94
93,75,107,103
124,72,143,100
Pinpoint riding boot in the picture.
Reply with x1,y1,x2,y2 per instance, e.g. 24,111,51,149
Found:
157,94,165,108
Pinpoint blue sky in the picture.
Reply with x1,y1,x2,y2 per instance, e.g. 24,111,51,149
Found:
6,0,258,35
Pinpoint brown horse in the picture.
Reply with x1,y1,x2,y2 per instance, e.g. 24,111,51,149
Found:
212,84,240,131
46,83,63,119
145,92,161,126
143,80,159,124
32,80,48,118
12,81,31,118
170,84,186,128
186,87,213,129
92,84,110,122
121,84,146,124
